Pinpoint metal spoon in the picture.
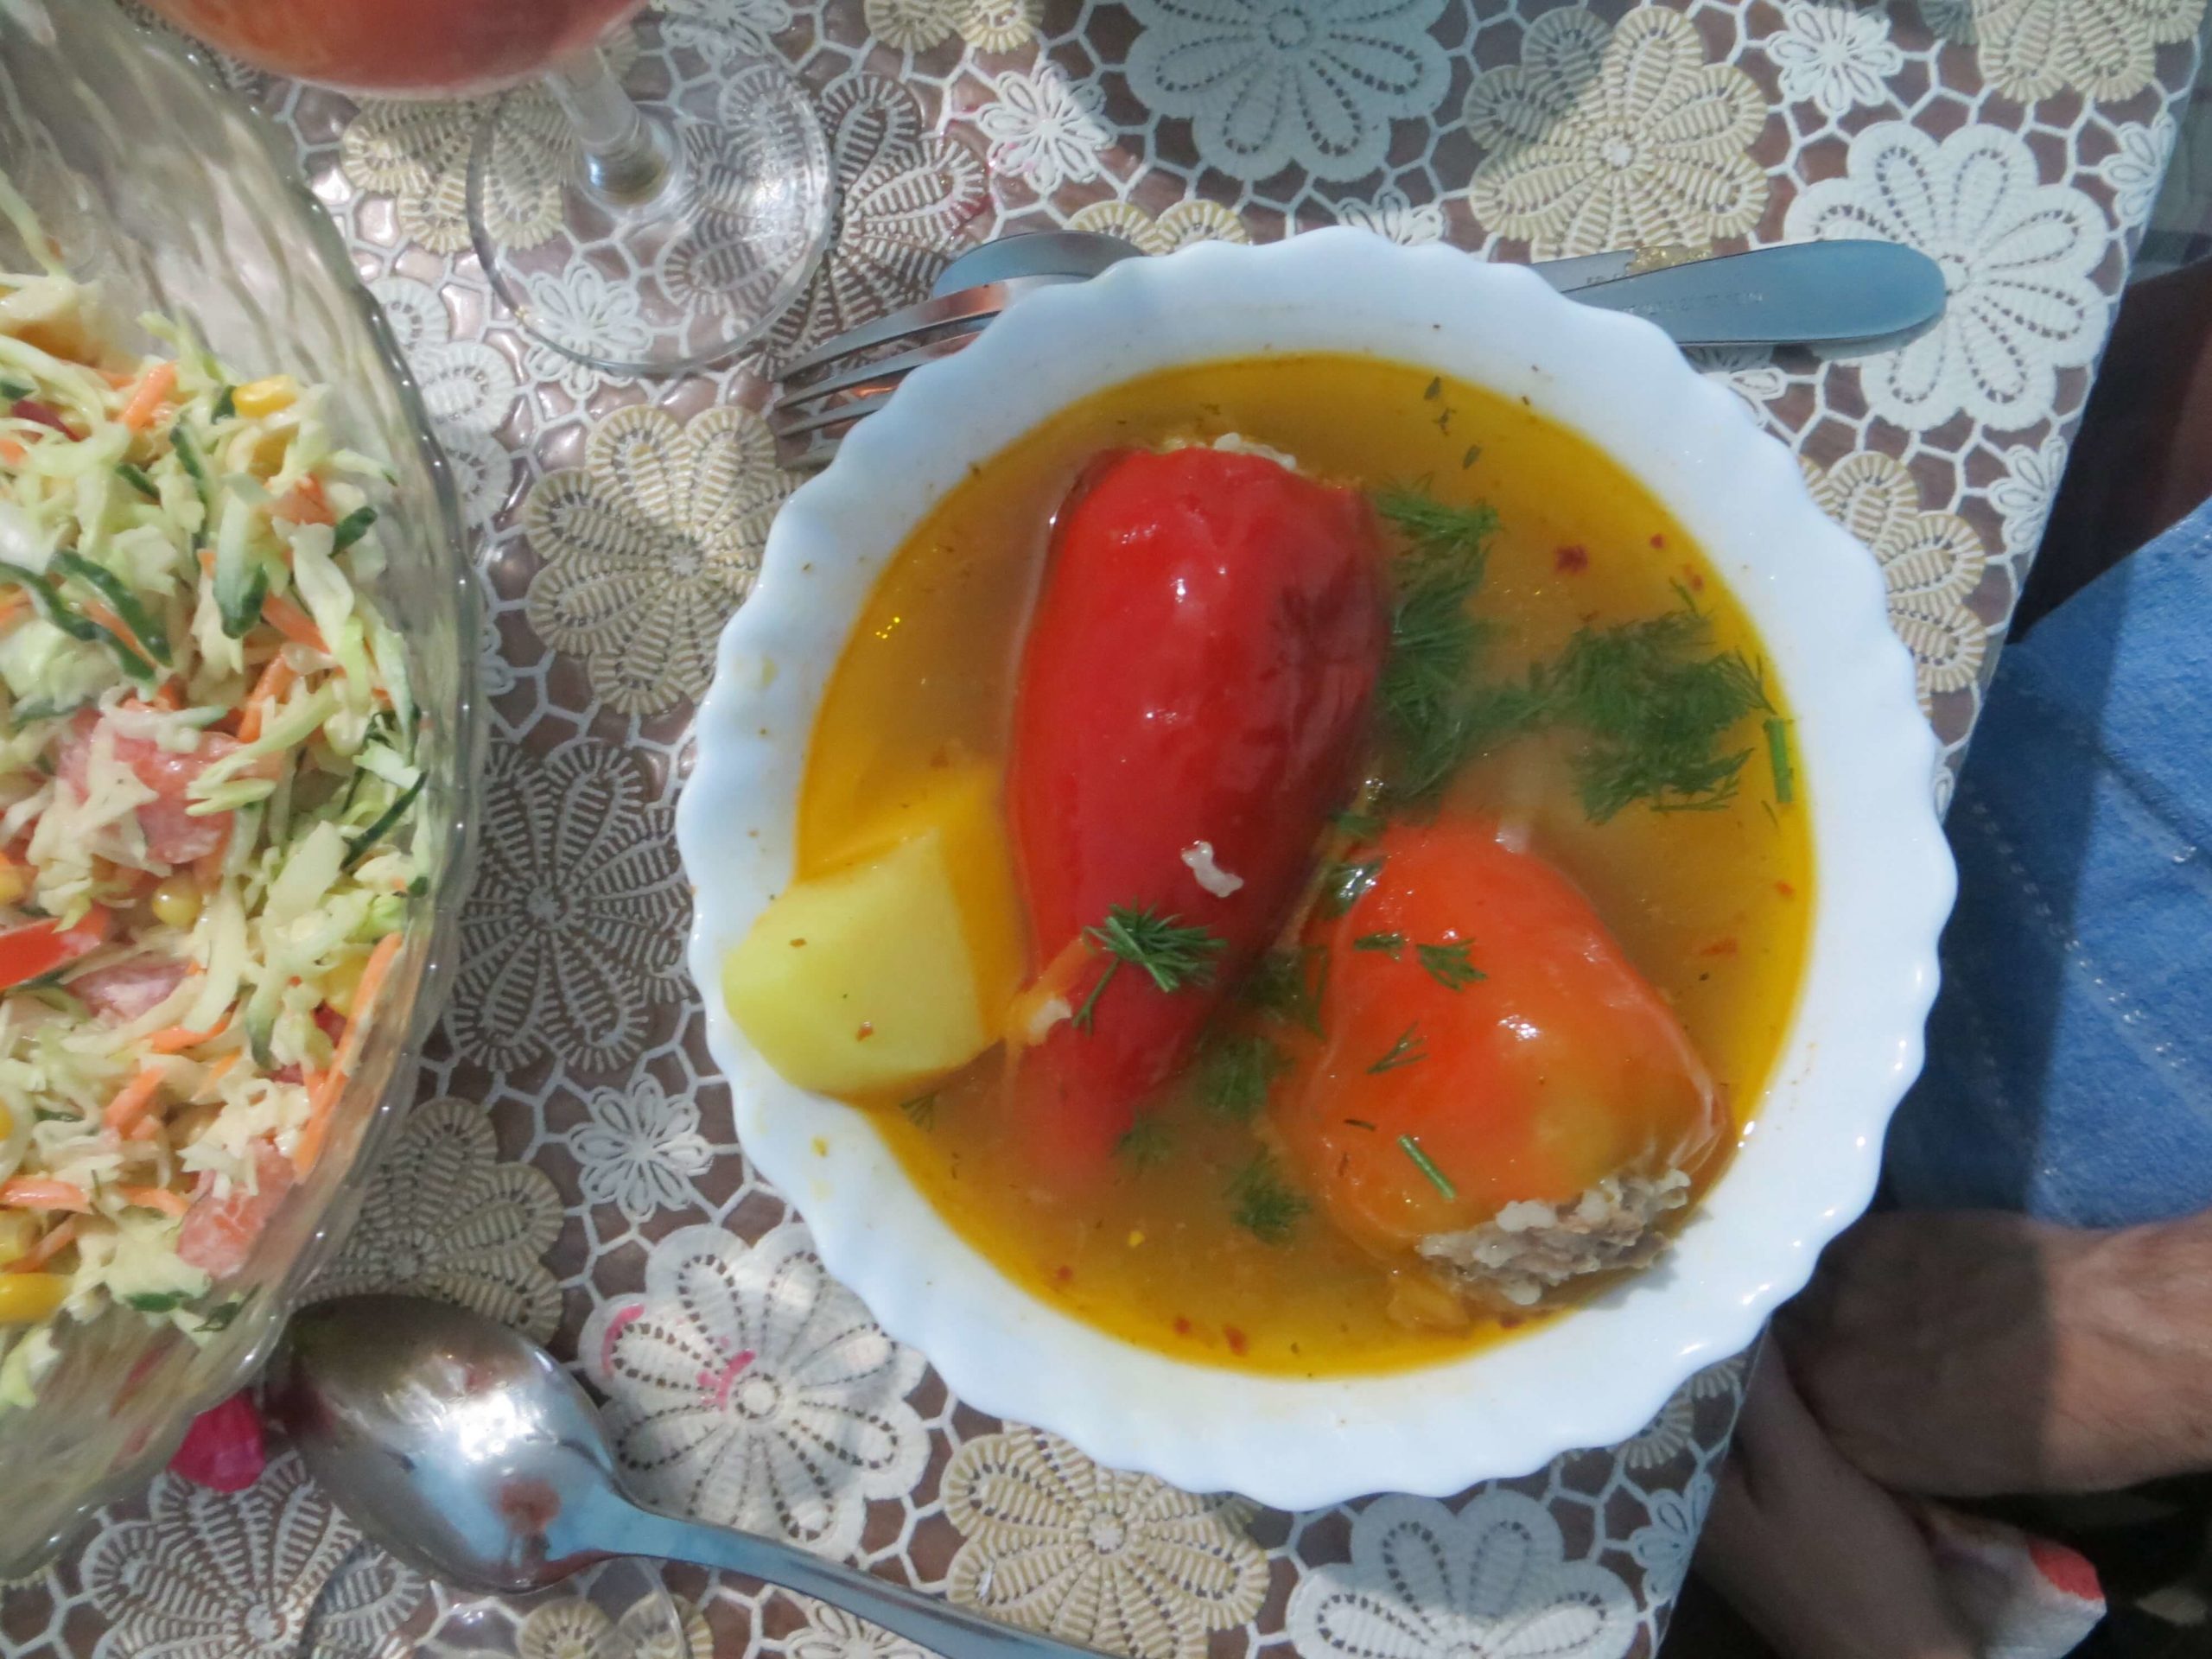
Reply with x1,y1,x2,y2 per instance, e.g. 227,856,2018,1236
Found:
927,227,1948,346
267,1294,1107,1659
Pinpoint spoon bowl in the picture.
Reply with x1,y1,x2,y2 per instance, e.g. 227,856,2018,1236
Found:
268,1294,630,1594
270,1294,1109,1659
930,230,1140,296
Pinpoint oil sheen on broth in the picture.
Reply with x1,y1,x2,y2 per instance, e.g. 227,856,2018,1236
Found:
796,354,1811,1376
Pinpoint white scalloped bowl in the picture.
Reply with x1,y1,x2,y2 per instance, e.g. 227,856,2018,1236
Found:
678,231,1955,1510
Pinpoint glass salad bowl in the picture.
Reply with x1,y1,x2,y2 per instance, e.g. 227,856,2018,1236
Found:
0,0,480,1573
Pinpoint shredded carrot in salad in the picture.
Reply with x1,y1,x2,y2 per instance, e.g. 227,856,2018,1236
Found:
0,210,426,1408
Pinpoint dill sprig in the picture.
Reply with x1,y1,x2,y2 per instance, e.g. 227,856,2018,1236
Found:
1192,1031,1288,1121
1332,802,1384,840
1765,716,1796,806
1354,931,1405,958
1399,1134,1459,1200
1416,940,1483,990
1243,945,1327,1037
1374,490,1495,719
1116,1116,1175,1168
1073,904,1226,1030
1536,607,1773,822
1320,857,1383,917
899,1092,938,1130
1228,1153,1309,1243
1368,1022,1427,1074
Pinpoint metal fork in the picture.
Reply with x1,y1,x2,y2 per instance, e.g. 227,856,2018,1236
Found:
770,275,1084,467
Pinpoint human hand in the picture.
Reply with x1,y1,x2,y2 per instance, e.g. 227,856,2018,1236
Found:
1696,1352,1976,1659
1777,1210,2212,1497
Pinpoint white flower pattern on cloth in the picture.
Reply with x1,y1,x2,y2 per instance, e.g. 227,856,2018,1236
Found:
523,403,795,715
82,1453,425,1659
580,1219,928,1556
1286,1491,1637,1659
764,74,989,368
1785,124,2110,433
1068,198,1251,251
1125,0,1451,183
1619,1389,1697,1469
1334,184,1447,244
514,1592,712,1659
1688,1352,1751,1402
1769,0,1904,117
340,91,574,257
976,66,1116,194
653,0,794,60
941,1427,1268,1659
1465,8,1769,261
312,1096,566,1341
1991,434,2071,558
2101,115,2178,226
866,0,1041,51
788,1602,935,1659
1626,1471,1714,1606
1806,451,1990,708
1687,346,1790,416
569,1074,713,1223
448,739,690,1074
1924,0,2204,102
521,264,653,405
477,570,518,697
369,276,518,527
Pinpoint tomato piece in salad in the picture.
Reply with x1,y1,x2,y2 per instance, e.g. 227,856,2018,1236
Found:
175,1142,296,1280
55,709,276,868
0,906,111,994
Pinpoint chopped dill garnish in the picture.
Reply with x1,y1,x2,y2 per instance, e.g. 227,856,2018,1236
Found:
1344,1117,1377,1130
1228,1153,1308,1243
1243,945,1327,1036
1332,804,1384,841
1193,1031,1288,1121
1354,931,1405,958
1461,444,1482,470
1074,904,1225,1030
1423,376,1442,400
1398,1134,1459,1200
1535,605,1772,822
1116,1116,1175,1168
1368,1022,1427,1074
1321,857,1383,917
899,1092,938,1130
1370,486,1542,803
1416,940,1483,990
1766,715,1795,805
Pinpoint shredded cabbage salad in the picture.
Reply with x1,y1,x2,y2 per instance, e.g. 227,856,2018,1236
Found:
0,204,423,1407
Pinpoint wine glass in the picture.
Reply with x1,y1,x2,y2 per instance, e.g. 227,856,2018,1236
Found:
143,0,834,376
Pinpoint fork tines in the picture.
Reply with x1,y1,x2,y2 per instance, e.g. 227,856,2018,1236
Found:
768,275,1077,468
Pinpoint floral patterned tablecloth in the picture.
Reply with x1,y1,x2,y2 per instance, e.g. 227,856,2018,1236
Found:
3,0,2203,1652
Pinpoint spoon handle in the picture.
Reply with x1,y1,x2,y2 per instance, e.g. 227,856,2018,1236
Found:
608,1501,1112,1659
1553,240,1948,348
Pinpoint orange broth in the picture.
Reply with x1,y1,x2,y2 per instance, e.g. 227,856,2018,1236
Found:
796,354,1812,1376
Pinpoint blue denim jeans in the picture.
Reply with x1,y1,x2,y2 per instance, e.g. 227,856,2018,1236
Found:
1885,497,2212,1228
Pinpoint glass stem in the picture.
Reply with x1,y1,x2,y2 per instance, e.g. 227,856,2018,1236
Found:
543,48,676,208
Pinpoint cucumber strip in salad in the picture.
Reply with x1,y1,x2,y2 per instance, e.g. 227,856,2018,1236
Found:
0,225,427,1407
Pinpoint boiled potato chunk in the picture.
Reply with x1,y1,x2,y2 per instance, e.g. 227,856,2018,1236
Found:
734,769,1026,1106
